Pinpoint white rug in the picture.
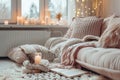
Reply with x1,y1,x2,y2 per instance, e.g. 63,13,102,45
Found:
0,59,110,80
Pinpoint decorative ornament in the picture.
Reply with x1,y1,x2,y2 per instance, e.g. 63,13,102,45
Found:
56,13,62,21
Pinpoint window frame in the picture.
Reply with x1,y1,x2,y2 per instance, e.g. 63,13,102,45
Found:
0,0,69,24
45,0,68,20
17,0,45,20
0,0,17,23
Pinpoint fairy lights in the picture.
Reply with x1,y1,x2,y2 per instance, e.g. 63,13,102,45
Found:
75,0,103,17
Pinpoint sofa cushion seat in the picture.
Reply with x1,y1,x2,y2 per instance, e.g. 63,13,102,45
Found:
76,47,120,80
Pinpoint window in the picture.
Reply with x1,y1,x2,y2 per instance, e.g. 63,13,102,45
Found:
48,0,68,20
0,0,11,19
21,0,40,19
0,0,69,25
0,0,16,23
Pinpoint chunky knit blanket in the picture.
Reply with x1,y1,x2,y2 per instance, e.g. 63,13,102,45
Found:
61,41,97,66
8,35,99,67
44,35,99,67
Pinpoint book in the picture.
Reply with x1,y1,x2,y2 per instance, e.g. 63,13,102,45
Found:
51,68,88,78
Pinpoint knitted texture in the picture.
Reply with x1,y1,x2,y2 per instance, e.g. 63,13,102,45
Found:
70,17,103,39
98,18,120,48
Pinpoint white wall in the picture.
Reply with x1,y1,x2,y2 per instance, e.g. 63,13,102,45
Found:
103,0,120,17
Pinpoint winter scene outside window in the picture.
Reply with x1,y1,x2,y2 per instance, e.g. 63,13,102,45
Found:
21,0,40,19
48,0,68,20
0,0,11,19
0,0,68,25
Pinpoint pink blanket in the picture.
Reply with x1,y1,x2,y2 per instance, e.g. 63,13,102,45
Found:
61,41,97,67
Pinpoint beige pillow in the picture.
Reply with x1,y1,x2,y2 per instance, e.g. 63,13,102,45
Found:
64,26,73,38
8,47,28,64
98,18,120,48
64,18,76,38
70,17,103,39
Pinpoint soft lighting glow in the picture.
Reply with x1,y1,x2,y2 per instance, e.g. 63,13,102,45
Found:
76,0,79,2
82,0,85,2
24,20,29,25
75,0,103,17
4,20,9,25
92,10,94,13
35,53,42,64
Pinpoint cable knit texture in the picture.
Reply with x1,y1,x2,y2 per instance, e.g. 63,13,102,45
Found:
70,17,103,39
64,21,74,38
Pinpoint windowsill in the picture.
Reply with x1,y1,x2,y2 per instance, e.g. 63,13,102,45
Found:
0,24,68,30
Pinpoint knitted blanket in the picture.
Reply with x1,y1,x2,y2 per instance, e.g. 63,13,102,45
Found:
61,41,97,66
8,35,99,66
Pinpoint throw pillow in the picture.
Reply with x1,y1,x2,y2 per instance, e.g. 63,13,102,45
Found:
101,14,115,34
8,47,28,64
70,17,103,39
98,18,120,48
64,17,76,38
64,26,73,38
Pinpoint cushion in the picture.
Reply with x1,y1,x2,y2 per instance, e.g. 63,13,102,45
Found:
101,14,115,34
8,44,56,64
64,20,75,38
70,17,103,39
64,16,98,38
8,47,28,64
98,18,120,48
64,26,73,38
76,47,120,80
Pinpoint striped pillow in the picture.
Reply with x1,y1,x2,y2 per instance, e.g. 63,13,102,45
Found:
70,17,103,39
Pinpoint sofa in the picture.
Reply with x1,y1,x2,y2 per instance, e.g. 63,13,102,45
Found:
44,15,120,80
8,15,120,80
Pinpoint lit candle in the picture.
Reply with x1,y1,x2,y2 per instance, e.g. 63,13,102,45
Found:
17,16,20,25
20,17,24,25
34,53,41,64
41,20,45,25
45,16,49,25
24,20,29,25
4,20,9,25
17,16,24,25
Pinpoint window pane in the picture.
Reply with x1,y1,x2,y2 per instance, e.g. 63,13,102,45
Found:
0,0,11,19
21,0,40,19
48,0,68,19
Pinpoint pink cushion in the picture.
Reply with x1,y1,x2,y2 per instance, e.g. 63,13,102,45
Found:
101,14,115,34
98,18,120,48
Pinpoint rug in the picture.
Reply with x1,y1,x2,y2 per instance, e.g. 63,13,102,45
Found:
0,59,110,80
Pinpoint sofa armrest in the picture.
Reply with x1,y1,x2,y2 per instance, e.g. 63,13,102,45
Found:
44,37,68,49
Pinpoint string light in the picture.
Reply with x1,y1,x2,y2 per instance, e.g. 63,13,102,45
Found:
85,11,87,14
76,0,79,2
88,8,91,10
75,0,103,17
82,0,85,2
92,10,94,13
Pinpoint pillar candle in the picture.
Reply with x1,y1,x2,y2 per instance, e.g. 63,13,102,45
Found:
17,16,20,25
24,20,29,25
35,53,41,64
4,20,9,25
